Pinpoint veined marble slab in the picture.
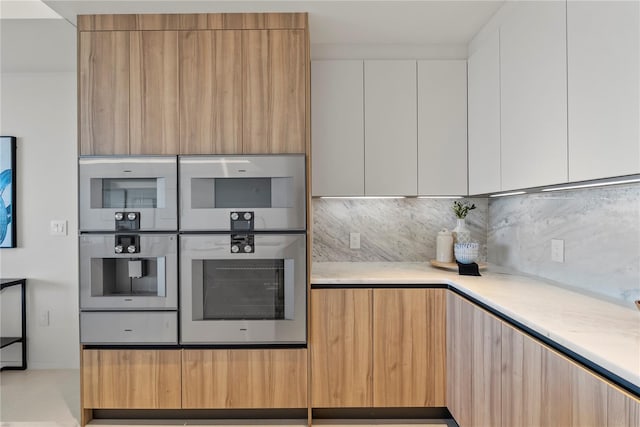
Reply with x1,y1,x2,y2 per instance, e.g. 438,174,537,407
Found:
311,262,640,391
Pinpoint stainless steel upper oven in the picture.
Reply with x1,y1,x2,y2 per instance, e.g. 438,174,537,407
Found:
79,156,178,232
180,233,306,345
179,155,306,231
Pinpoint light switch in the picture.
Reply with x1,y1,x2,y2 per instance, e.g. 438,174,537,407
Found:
50,220,67,236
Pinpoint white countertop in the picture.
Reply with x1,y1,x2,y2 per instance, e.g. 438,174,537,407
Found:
311,262,640,390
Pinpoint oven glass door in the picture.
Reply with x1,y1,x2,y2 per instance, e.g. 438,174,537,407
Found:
179,155,306,231
180,234,306,344
79,156,178,231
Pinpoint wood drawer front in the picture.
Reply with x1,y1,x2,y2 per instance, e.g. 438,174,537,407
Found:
182,348,307,408
82,349,181,409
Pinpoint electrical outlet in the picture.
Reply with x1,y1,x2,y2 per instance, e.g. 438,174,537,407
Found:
50,220,67,236
551,239,564,263
39,310,50,327
349,232,361,249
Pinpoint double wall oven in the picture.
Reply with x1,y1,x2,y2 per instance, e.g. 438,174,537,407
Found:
179,155,307,345
78,154,307,346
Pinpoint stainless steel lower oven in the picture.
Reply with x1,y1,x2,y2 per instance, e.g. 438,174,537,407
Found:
180,233,306,345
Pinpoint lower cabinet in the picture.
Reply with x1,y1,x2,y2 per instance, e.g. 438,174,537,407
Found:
310,287,446,408
81,349,182,409
446,293,501,426
181,349,308,409
447,292,640,427
81,348,307,413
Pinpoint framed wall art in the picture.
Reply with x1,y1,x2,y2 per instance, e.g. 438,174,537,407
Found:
0,136,16,248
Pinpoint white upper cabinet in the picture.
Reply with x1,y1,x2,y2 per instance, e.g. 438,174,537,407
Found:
311,60,365,196
567,1,640,181
364,60,418,196
500,1,568,191
468,30,501,195
417,60,468,196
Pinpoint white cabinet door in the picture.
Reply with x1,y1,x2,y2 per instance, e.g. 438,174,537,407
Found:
500,1,568,191
417,60,468,196
468,30,501,195
567,1,640,181
311,60,365,196
364,60,417,196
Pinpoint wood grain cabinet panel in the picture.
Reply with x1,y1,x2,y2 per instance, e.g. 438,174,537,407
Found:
182,349,307,409
373,289,445,407
471,304,502,426
82,349,181,409
79,31,130,155
243,29,306,154
608,385,640,426
129,30,179,154
310,288,373,407
179,30,242,154
446,293,474,426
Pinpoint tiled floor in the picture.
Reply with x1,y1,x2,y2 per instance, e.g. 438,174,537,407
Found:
0,370,455,427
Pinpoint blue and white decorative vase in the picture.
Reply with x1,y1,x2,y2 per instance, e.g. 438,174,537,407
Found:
452,219,471,244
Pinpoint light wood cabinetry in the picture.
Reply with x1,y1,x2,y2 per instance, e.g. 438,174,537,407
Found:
179,30,242,154
79,31,130,155
467,30,501,195
82,349,181,409
243,29,306,154
567,1,640,181
182,349,307,409
373,288,446,407
499,1,568,190
608,385,640,426
447,293,501,427
311,60,365,197
310,288,372,407
79,13,308,155
417,60,467,196
130,30,179,154
310,287,445,408
364,60,418,196
450,292,640,427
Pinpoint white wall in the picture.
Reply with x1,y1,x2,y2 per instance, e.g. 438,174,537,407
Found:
0,72,78,369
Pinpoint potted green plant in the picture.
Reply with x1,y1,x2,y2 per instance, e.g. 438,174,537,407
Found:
452,201,476,243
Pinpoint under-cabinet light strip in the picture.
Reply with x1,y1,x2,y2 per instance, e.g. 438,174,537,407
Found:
540,178,640,192
489,191,527,198
319,196,406,199
417,196,463,199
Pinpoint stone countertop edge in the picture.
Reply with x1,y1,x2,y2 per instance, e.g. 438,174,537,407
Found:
311,261,640,395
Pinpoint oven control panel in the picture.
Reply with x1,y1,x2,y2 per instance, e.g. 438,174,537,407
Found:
230,211,254,232
115,211,141,231
230,234,254,254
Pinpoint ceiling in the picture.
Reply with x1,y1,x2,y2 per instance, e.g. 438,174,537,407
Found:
0,1,506,72
40,0,505,45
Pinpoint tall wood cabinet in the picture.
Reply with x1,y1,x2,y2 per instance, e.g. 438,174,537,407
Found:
129,30,179,154
78,13,309,155
178,30,242,154
310,287,446,408
79,31,130,155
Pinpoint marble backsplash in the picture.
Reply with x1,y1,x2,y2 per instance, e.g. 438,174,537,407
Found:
488,183,640,306
312,198,488,262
